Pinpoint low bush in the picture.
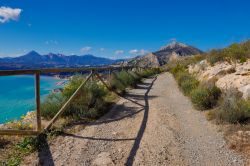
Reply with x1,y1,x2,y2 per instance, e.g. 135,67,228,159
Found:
206,40,250,65
116,71,138,88
206,49,226,65
41,75,108,119
174,71,199,95
110,73,126,94
41,93,65,119
41,68,160,120
169,63,221,109
190,84,221,110
110,68,160,94
128,71,141,83
170,64,186,77
65,82,108,119
210,90,250,123
180,77,199,96
110,71,139,94
138,68,161,78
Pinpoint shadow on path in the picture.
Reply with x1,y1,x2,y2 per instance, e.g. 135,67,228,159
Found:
36,76,157,166
63,133,135,142
67,106,145,127
125,76,157,166
38,133,55,166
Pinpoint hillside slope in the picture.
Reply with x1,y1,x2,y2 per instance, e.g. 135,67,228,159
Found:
127,41,203,67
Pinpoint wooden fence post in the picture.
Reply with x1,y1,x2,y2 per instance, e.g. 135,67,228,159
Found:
108,68,112,83
90,69,94,82
35,72,42,132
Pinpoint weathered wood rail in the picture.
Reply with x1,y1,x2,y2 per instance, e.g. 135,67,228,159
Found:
0,66,138,136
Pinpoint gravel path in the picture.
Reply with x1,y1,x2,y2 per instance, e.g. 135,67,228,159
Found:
23,72,247,166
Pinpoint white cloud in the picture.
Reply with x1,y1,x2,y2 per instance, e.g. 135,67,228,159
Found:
0,6,22,23
129,49,139,55
115,50,124,55
100,48,105,52
129,49,148,56
80,46,92,53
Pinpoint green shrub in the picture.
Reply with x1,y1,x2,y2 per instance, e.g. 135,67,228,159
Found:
65,82,108,119
110,69,159,94
128,71,141,83
206,49,225,65
116,71,137,87
190,85,221,110
206,40,250,65
41,69,159,120
41,93,65,119
63,75,84,98
170,64,186,77
210,90,250,123
41,75,108,119
180,78,199,95
138,68,160,78
174,71,199,95
110,73,126,94
16,137,38,154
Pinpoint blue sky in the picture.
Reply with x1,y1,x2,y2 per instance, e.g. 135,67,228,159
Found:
0,0,250,58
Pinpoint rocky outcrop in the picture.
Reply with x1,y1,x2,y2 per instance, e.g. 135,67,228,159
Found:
189,60,235,81
189,60,250,99
127,41,203,67
154,41,203,65
133,53,160,67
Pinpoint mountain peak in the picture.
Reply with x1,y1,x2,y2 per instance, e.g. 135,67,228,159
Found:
160,41,188,51
26,50,40,56
82,54,95,57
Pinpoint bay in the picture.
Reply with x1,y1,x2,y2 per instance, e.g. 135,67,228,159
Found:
0,75,65,124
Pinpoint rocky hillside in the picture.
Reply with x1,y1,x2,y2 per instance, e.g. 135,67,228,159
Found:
189,59,250,100
128,41,203,67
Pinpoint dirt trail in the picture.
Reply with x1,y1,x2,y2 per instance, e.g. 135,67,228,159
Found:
24,72,247,166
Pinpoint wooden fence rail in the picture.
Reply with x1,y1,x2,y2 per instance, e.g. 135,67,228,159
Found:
0,66,137,136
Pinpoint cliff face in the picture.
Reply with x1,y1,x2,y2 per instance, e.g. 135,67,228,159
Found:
127,41,203,67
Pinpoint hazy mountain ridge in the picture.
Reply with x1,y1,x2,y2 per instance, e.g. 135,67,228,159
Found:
0,51,123,70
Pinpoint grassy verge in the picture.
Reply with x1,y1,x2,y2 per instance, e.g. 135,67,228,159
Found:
0,68,160,165
169,62,221,110
167,58,250,124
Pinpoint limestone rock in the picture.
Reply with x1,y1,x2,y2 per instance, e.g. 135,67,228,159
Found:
191,59,250,99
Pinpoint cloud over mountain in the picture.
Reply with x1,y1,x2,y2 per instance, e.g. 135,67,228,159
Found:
129,49,148,56
80,46,92,53
0,6,22,23
115,50,124,55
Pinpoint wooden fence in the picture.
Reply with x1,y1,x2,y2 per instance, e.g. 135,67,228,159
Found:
0,66,137,136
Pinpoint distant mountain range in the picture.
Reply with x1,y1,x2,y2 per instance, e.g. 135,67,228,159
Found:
0,51,124,70
126,41,203,67
0,42,203,70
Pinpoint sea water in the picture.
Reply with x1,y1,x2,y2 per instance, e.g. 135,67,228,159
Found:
0,75,64,124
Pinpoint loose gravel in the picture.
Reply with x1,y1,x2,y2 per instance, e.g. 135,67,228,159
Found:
23,72,247,166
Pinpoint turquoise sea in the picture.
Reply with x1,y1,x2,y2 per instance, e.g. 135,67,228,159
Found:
0,75,64,124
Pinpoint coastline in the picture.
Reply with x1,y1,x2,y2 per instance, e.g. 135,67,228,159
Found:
0,75,68,125
0,111,36,130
